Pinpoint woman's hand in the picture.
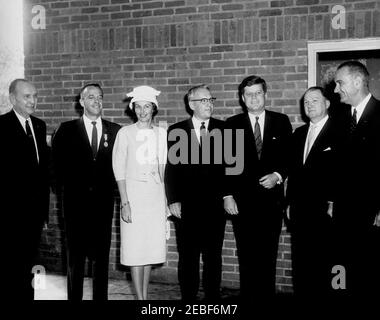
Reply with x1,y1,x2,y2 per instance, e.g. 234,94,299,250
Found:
121,202,132,223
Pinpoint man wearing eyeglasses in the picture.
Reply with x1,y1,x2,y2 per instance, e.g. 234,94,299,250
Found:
52,83,120,300
165,84,226,301
224,75,292,301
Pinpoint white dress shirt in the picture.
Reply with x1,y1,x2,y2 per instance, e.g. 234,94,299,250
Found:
304,115,329,163
13,109,39,162
352,93,371,122
83,114,103,149
192,116,210,143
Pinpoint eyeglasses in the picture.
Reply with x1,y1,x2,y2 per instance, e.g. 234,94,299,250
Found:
190,97,216,104
244,91,264,98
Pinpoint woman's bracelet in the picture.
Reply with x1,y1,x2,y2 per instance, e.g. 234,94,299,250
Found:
121,201,129,209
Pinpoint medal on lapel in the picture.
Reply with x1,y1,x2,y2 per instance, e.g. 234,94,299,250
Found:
104,134,108,148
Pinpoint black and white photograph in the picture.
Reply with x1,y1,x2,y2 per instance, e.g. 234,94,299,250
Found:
0,0,379,316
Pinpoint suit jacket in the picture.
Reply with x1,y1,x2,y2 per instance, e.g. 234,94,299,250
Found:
287,117,337,225
165,117,226,217
52,117,121,232
334,96,380,228
0,110,49,226
225,110,292,214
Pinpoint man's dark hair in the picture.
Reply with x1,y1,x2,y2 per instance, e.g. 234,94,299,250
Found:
187,84,211,103
337,60,370,88
238,75,267,100
79,83,104,99
9,78,30,95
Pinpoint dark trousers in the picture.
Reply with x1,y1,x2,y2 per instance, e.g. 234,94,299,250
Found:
4,219,43,301
289,205,334,296
232,204,282,301
66,245,110,301
333,222,380,296
63,192,113,301
332,201,380,297
176,210,226,301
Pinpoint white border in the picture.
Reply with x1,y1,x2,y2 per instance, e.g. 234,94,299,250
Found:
307,38,380,87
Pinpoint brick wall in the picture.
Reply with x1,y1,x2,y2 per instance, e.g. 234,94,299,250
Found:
24,0,380,294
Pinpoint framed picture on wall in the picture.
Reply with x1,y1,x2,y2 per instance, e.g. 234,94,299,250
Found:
307,38,380,111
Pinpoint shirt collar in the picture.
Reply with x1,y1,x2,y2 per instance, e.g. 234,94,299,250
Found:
13,109,31,127
192,116,210,129
352,93,371,120
83,114,101,126
310,115,329,129
248,110,265,122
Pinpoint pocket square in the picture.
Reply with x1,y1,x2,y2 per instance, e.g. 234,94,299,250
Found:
323,147,331,151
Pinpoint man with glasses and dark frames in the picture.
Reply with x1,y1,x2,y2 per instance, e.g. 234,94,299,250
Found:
165,84,227,301
224,75,292,301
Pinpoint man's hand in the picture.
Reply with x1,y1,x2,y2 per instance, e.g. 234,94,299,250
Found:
224,196,239,215
169,202,182,218
327,201,333,218
374,211,380,227
259,173,279,189
286,205,290,220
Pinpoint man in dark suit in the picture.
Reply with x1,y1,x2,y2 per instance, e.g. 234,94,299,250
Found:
333,61,380,296
52,83,120,300
0,79,50,300
286,87,337,296
224,75,292,300
165,84,226,301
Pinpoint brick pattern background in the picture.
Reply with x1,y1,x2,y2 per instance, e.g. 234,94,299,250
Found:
23,0,380,293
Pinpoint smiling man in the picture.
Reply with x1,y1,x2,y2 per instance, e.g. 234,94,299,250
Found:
333,61,380,296
286,86,337,296
165,84,226,301
224,75,292,301
0,79,50,300
52,83,120,300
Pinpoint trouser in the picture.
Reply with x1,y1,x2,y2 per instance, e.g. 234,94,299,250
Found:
176,214,226,301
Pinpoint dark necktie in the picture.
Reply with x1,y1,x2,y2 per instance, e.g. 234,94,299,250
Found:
350,108,357,134
91,121,98,159
200,121,207,146
25,119,38,163
254,116,262,159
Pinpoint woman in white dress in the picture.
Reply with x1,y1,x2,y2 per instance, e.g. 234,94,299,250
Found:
112,86,168,300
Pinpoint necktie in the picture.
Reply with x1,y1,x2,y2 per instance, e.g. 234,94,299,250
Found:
91,121,98,159
350,108,357,134
200,121,207,146
25,119,38,163
304,124,317,163
254,116,262,159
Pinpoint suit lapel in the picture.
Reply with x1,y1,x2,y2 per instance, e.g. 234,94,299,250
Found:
98,119,110,155
305,118,331,165
356,96,375,133
296,125,308,167
30,116,44,161
9,110,28,141
78,117,94,158
262,111,273,157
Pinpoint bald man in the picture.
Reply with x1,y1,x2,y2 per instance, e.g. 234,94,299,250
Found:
0,79,50,300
